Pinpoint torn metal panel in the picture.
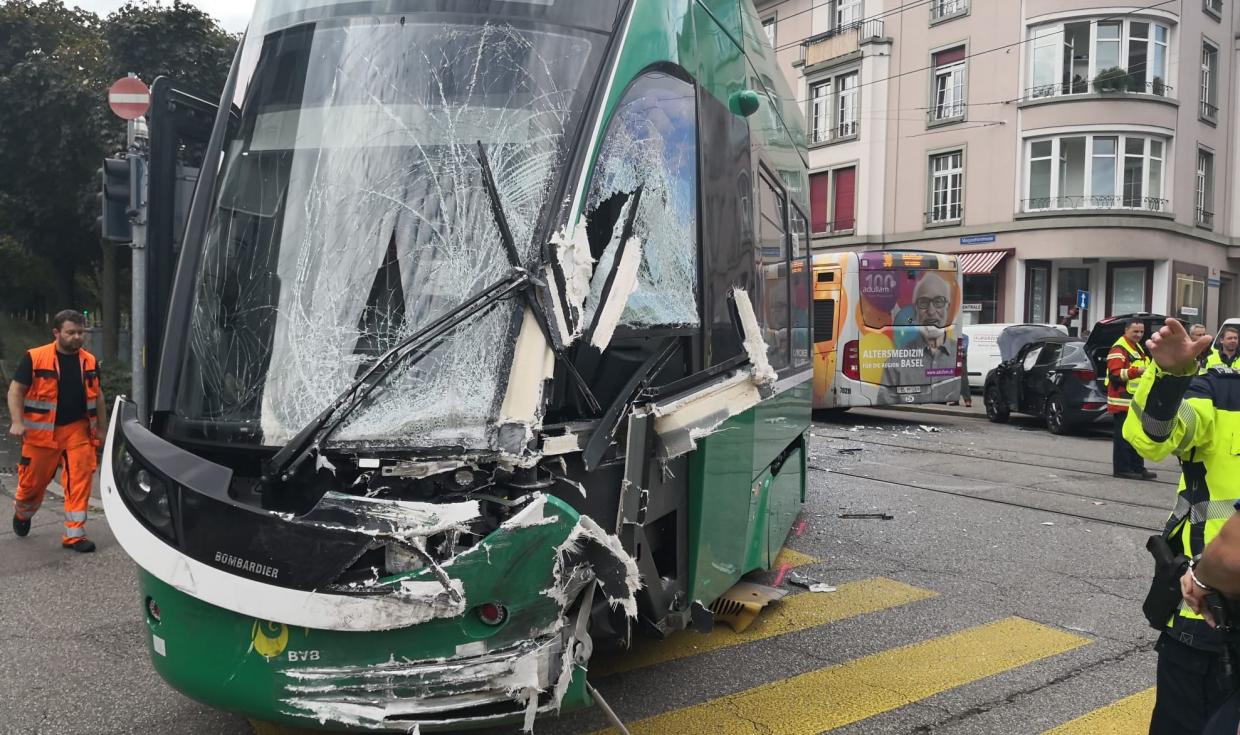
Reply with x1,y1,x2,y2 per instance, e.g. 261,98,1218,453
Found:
299,493,481,540
498,307,557,429
645,370,769,460
280,638,561,731
588,238,643,351
732,288,777,386
550,221,595,332
549,514,641,619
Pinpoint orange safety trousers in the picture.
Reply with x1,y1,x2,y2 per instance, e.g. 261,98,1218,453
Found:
14,419,97,545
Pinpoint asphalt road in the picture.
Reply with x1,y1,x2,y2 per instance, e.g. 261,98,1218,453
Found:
0,407,1173,734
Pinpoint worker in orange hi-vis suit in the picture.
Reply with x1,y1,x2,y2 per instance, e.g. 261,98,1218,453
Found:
7,310,107,553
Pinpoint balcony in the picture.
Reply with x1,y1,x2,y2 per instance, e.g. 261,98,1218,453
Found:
1025,74,1173,102
930,0,968,24
1201,99,1219,123
809,120,859,146
800,19,884,68
1197,207,1215,228
1021,195,1169,214
927,99,966,125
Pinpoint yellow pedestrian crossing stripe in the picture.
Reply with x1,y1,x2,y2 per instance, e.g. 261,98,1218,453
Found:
1043,688,1155,734
591,577,936,677
773,546,816,569
591,617,1090,735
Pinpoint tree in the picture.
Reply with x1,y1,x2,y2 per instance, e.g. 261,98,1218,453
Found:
0,1,108,310
0,0,236,314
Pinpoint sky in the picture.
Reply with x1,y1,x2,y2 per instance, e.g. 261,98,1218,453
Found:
70,0,252,33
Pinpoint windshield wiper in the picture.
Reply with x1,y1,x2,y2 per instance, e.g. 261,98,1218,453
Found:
262,272,531,493
475,142,602,415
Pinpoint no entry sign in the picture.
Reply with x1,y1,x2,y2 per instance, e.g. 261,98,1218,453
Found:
108,76,151,120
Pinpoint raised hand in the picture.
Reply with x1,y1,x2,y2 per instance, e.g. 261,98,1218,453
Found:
1146,318,1213,375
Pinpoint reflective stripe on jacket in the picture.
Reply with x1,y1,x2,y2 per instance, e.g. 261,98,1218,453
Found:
21,343,101,449
1124,364,1240,630
1105,337,1148,413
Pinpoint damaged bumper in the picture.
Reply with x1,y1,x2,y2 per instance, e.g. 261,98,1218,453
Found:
102,402,632,731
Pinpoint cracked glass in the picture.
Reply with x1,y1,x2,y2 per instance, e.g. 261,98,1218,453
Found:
174,4,611,449
583,72,700,329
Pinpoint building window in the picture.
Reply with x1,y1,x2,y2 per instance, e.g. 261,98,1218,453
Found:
931,0,968,23
809,82,831,144
836,0,862,29
928,151,963,224
1197,149,1215,228
762,15,776,48
1176,272,1207,322
929,47,966,123
1028,18,1171,99
807,71,859,144
1023,134,1167,213
757,171,790,370
1204,0,1223,19
1110,264,1150,314
809,166,856,235
1201,41,1219,122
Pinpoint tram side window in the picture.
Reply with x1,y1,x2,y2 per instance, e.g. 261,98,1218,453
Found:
758,172,790,371
583,71,700,329
790,205,810,368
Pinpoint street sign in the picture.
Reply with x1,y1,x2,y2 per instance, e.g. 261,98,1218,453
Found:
961,303,983,312
108,76,151,120
1076,290,1090,309
1181,306,1200,317
960,234,996,246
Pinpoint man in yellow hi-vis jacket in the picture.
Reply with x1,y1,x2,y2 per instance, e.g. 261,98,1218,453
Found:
1124,318,1232,734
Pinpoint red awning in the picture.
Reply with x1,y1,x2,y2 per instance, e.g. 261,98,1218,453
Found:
956,250,1009,275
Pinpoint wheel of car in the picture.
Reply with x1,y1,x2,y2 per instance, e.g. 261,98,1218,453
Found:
1044,393,1069,435
985,385,1009,423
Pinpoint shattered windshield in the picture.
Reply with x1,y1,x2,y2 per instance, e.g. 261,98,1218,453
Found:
173,5,612,449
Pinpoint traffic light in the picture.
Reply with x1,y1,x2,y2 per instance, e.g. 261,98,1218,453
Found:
98,156,134,243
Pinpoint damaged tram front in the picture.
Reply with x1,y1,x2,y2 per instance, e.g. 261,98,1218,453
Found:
103,0,813,730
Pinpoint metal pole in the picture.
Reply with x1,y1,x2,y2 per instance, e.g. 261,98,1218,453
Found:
128,113,149,424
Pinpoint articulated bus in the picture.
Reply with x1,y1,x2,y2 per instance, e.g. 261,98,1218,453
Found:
102,0,813,731
812,251,964,409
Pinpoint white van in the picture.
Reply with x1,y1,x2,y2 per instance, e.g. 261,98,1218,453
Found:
963,322,1067,391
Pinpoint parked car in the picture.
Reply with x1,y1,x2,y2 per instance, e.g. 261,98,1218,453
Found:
963,322,1066,391
983,326,1109,434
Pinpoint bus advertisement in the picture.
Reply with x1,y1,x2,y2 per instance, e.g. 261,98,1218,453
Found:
813,251,964,409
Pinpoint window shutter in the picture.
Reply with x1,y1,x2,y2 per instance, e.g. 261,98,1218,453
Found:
810,173,830,233
833,167,856,230
933,46,966,66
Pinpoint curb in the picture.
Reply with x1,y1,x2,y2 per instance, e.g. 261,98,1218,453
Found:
878,405,985,420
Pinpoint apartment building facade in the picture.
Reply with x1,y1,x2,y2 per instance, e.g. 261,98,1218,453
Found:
756,0,1240,330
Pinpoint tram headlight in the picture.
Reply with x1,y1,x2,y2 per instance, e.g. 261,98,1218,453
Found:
115,441,177,540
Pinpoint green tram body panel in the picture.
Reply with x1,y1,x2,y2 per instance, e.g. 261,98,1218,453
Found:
113,0,813,731
139,496,596,731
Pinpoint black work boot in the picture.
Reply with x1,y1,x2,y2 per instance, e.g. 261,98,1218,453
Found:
63,539,96,553
12,515,30,538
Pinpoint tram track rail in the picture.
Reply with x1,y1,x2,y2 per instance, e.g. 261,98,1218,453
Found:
812,429,1179,488
841,458,1174,514
811,464,1161,532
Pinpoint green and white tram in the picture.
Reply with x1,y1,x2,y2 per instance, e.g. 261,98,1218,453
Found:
103,0,813,730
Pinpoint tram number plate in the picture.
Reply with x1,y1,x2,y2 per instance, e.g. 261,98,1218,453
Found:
896,386,922,395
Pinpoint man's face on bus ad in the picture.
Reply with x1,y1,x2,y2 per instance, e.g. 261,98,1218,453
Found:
913,274,951,328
